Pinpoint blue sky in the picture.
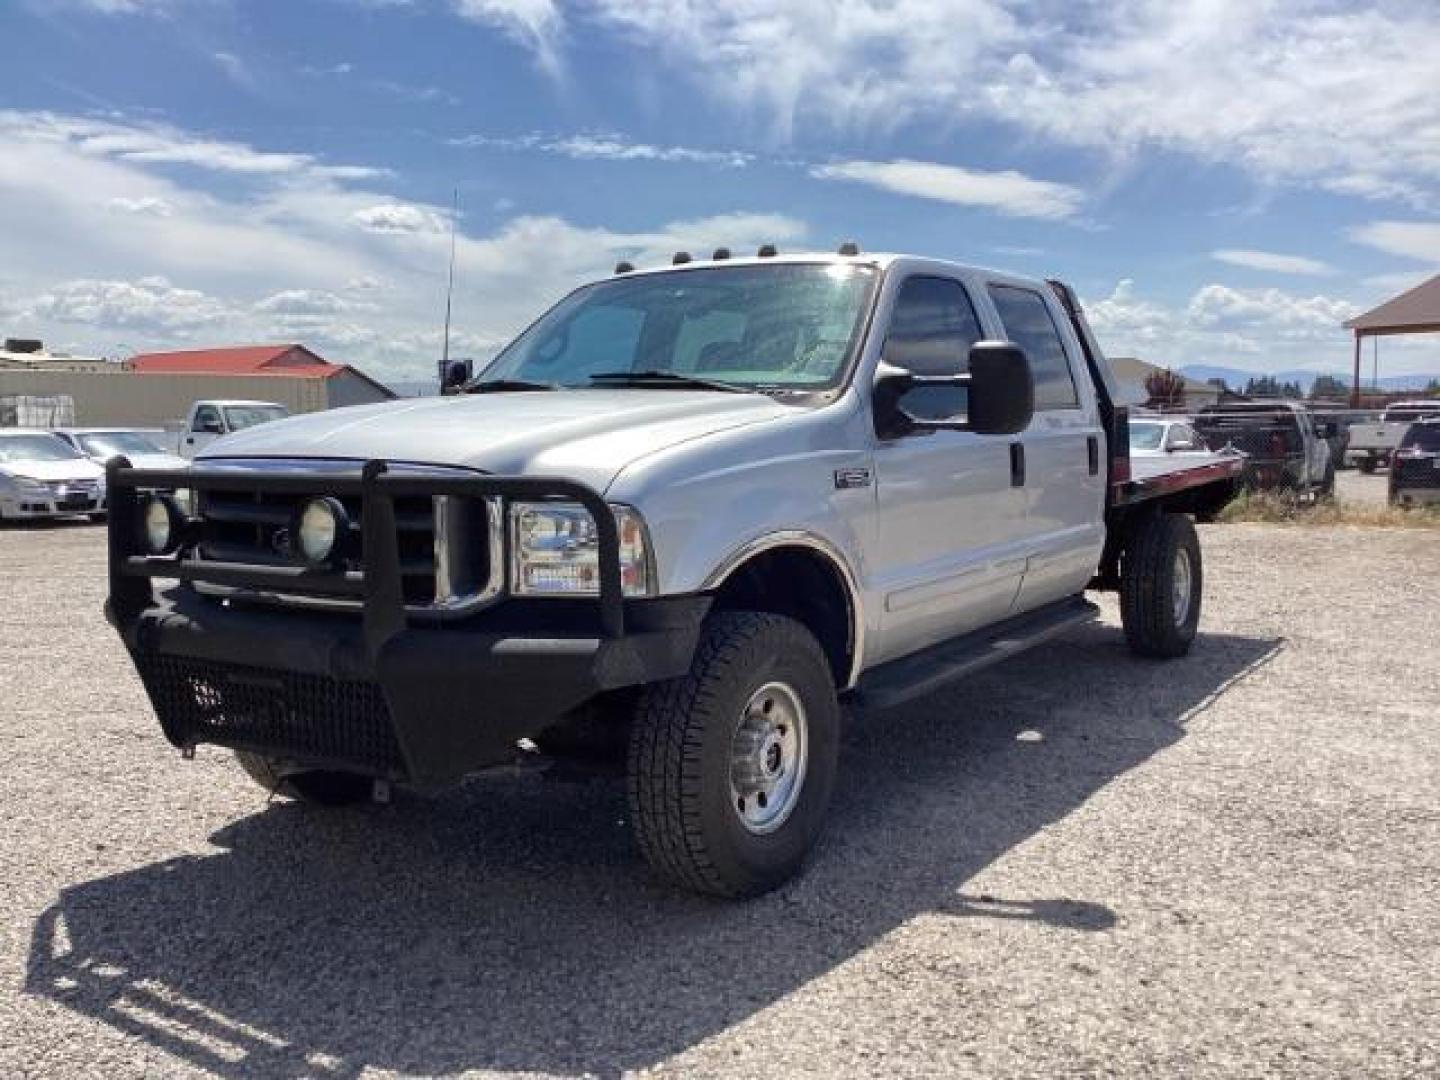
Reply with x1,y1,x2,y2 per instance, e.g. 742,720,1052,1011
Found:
2,0,1439,382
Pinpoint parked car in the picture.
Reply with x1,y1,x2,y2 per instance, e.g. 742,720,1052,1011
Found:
1192,401,1334,496
1389,419,1440,507
52,428,189,472
1345,401,1440,473
105,249,1241,898
177,400,289,459
0,429,106,521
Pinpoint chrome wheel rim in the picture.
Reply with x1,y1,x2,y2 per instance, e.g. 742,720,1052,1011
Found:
729,681,808,834
1172,547,1193,626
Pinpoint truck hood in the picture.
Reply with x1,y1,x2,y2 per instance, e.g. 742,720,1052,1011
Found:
199,389,791,491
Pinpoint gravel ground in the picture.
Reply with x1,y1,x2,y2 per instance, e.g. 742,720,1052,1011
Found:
1,521,1437,1079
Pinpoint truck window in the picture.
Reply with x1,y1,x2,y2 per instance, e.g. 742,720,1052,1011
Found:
987,285,1080,411
482,264,877,390
191,405,222,433
1401,424,1440,452
883,276,984,420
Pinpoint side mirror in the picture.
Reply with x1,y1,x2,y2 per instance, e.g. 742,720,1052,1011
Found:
966,341,1034,435
872,340,1034,439
441,360,470,392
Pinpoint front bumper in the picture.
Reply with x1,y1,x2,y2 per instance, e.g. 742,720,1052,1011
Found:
105,459,708,787
1,490,103,518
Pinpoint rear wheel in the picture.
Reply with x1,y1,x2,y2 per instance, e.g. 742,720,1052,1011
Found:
627,612,840,898
234,751,373,806
1119,513,1202,659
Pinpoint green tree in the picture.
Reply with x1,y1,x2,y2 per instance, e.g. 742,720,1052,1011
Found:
1309,375,1349,400
1144,368,1187,409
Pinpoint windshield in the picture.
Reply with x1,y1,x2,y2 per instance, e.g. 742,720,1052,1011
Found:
1402,424,1440,452
224,405,288,431
0,434,84,464
76,432,163,458
1129,423,1165,450
477,264,878,390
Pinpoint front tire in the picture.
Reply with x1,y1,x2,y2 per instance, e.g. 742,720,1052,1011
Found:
1119,513,1202,659
627,612,840,898
234,751,373,806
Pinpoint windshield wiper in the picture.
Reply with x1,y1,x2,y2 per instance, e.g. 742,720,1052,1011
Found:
587,370,753,394
464,378,560,394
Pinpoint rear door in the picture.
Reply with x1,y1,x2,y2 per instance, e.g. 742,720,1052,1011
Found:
983,282,1106,613
870,273,1028,664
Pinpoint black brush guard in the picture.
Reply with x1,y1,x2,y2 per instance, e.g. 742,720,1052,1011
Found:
105,458,706,787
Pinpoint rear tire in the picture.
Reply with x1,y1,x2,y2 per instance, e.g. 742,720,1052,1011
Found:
627,612,840,898
1119,513,1202,659
234,751,373,806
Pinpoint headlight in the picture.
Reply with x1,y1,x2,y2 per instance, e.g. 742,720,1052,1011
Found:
139,494,185,555
510,502,652,597
292,496,348,567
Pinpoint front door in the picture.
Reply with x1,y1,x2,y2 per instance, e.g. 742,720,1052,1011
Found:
870,274,1028,665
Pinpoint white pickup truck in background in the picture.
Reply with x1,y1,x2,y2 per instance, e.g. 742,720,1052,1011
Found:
173,400,290,460
1345,401,1440,472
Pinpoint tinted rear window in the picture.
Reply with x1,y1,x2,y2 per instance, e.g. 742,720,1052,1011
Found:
1402,424,1440,452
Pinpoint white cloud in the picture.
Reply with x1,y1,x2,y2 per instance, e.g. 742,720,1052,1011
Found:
812,159,1082,220
212,51,252,89
351,203,450,234
0,108,808,379
1211,249,1335,276
452,132,751,168
474,1,1440,205
1084,278,1386,373
452,0,563,75
106,195,173,217
1,111,383,180
1349,221,1440,264
20,277,233,333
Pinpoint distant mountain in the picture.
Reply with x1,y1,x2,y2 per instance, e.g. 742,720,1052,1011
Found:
386,379,440,398
1178,364,1439,392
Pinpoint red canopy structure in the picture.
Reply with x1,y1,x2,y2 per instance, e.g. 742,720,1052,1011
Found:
1343,273,1440,406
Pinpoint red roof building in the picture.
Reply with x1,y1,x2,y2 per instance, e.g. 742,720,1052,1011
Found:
132,344,339,377
127,344,395,408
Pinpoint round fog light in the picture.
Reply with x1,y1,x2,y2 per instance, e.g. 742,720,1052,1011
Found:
294,497,347,566
140,494,182,555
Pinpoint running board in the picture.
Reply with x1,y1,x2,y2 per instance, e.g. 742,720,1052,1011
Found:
849,596,1100,710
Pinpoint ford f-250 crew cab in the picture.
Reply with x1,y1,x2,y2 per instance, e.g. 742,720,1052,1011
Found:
105,249,1241,897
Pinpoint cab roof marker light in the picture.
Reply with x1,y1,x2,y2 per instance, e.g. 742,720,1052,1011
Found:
838,240,860,256
672,251,692,265
757,244,777,257
614,261,635,275
712,247,731,260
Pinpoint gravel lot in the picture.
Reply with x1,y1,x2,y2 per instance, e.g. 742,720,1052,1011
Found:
2,521,1437,1078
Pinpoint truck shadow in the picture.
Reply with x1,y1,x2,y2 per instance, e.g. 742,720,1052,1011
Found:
28,622,1281,1078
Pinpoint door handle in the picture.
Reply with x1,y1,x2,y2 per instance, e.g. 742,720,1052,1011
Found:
1009,442,1026,487
1087,435,1100,476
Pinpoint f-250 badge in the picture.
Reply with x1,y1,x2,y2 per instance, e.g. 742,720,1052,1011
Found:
833,467,872,490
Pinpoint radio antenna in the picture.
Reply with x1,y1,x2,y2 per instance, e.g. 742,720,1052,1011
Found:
440,186,459,378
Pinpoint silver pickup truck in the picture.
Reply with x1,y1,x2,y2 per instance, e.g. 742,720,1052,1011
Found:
105,249,1241,897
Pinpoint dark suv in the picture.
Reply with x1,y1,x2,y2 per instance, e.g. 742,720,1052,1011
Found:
1390,419,1440,507
1192,402,1334,496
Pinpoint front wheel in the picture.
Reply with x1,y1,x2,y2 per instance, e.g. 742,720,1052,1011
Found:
1119,513,1202,659
627,612,840,898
